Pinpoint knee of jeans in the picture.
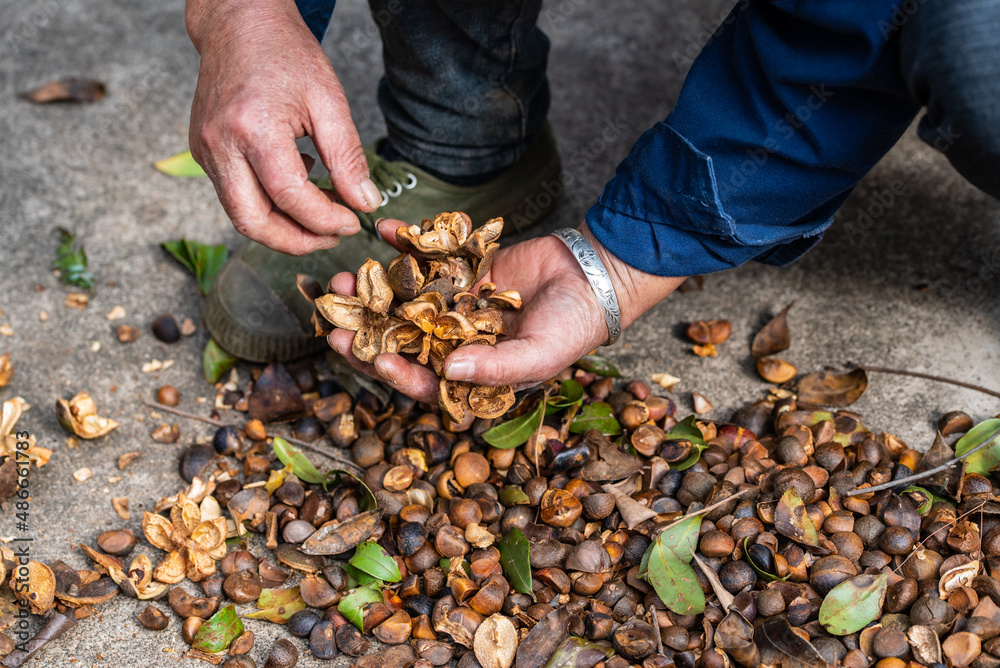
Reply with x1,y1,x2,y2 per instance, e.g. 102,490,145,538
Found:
902,0,1000,165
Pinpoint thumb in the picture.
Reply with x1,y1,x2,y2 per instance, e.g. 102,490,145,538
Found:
443,337,567,388
311,105,382,213
376,218,413,252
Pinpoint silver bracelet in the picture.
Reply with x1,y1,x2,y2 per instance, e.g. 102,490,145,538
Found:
551,228,622,346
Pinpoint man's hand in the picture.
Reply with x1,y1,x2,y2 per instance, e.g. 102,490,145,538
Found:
327,220,687,403
186,0,382,255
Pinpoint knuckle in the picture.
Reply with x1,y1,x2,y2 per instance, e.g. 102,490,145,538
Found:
326,137,368,178
223,106,263,143
341,142,369,175
268,180,306,212
195,122,221,151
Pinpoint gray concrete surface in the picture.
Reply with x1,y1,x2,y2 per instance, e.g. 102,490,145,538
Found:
0,0,999,665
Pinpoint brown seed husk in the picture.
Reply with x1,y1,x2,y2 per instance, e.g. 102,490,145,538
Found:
474,614,517,668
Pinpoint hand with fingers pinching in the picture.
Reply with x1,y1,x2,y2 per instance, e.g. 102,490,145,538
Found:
326,219,688,403
185,0,382,256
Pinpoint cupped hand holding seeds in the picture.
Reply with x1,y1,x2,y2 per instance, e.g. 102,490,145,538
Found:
323,213,687,407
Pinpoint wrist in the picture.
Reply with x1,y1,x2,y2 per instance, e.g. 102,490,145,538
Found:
185,0,302,53
578,222,686,330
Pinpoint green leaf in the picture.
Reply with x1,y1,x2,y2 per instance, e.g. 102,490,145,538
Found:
954,418,1000,475
350,541,401,583
203,339,237,384
902,486,942,516
161,238,228,294
272,439,376,509
638,543,653,579
191,604,243,652
272,437,326,484
498,527,535,601
663,415,707,470
483,396,545,449
439,558,471,576
672,444,708,472
53,228,95,290
543,636,615,668
498,486,530,506
245,586,306,623
257,587,302,609
664,415,706,444
575,355,621,377
160,240,197,274
547,380,585,413
569,402,622,436
338,585,384,631
344,563,380,587
643,536,705,616
818,573,888,635
154,149,207,177
656,514,702,563
774,488,819,547
326,469,378,511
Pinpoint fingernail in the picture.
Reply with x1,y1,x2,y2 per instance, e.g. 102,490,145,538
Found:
374,357,395,384
359,178,382,211
445,359,475,382
339,222,361,237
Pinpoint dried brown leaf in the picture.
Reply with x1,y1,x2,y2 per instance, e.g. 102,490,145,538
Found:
796,368,868,407
751,301,794,359
19,78,106,103
247,362,305,423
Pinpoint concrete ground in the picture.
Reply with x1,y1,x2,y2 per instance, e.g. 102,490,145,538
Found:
1,0,999,665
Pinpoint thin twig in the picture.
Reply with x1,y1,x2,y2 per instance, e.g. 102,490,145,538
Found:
530,388,551,479
693,552,734,611
654,488,756,537
144,400,228,427
143,400,362,473
893,500,988,574
845,424,1000,496
859,365,1000,400
650,602,665,656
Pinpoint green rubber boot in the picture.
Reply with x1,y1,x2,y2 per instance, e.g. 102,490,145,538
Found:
203,124,562,362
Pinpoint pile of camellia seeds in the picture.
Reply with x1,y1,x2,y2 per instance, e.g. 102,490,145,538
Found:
26,354,994,668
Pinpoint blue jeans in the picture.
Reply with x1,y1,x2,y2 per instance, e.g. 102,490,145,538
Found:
901,0,1000,198
298,0,1000,197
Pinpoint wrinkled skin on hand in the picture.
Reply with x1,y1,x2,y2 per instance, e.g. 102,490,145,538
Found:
328,219,687,404
186,0,380,255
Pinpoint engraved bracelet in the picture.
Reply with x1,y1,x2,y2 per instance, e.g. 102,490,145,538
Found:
551,228,622,346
